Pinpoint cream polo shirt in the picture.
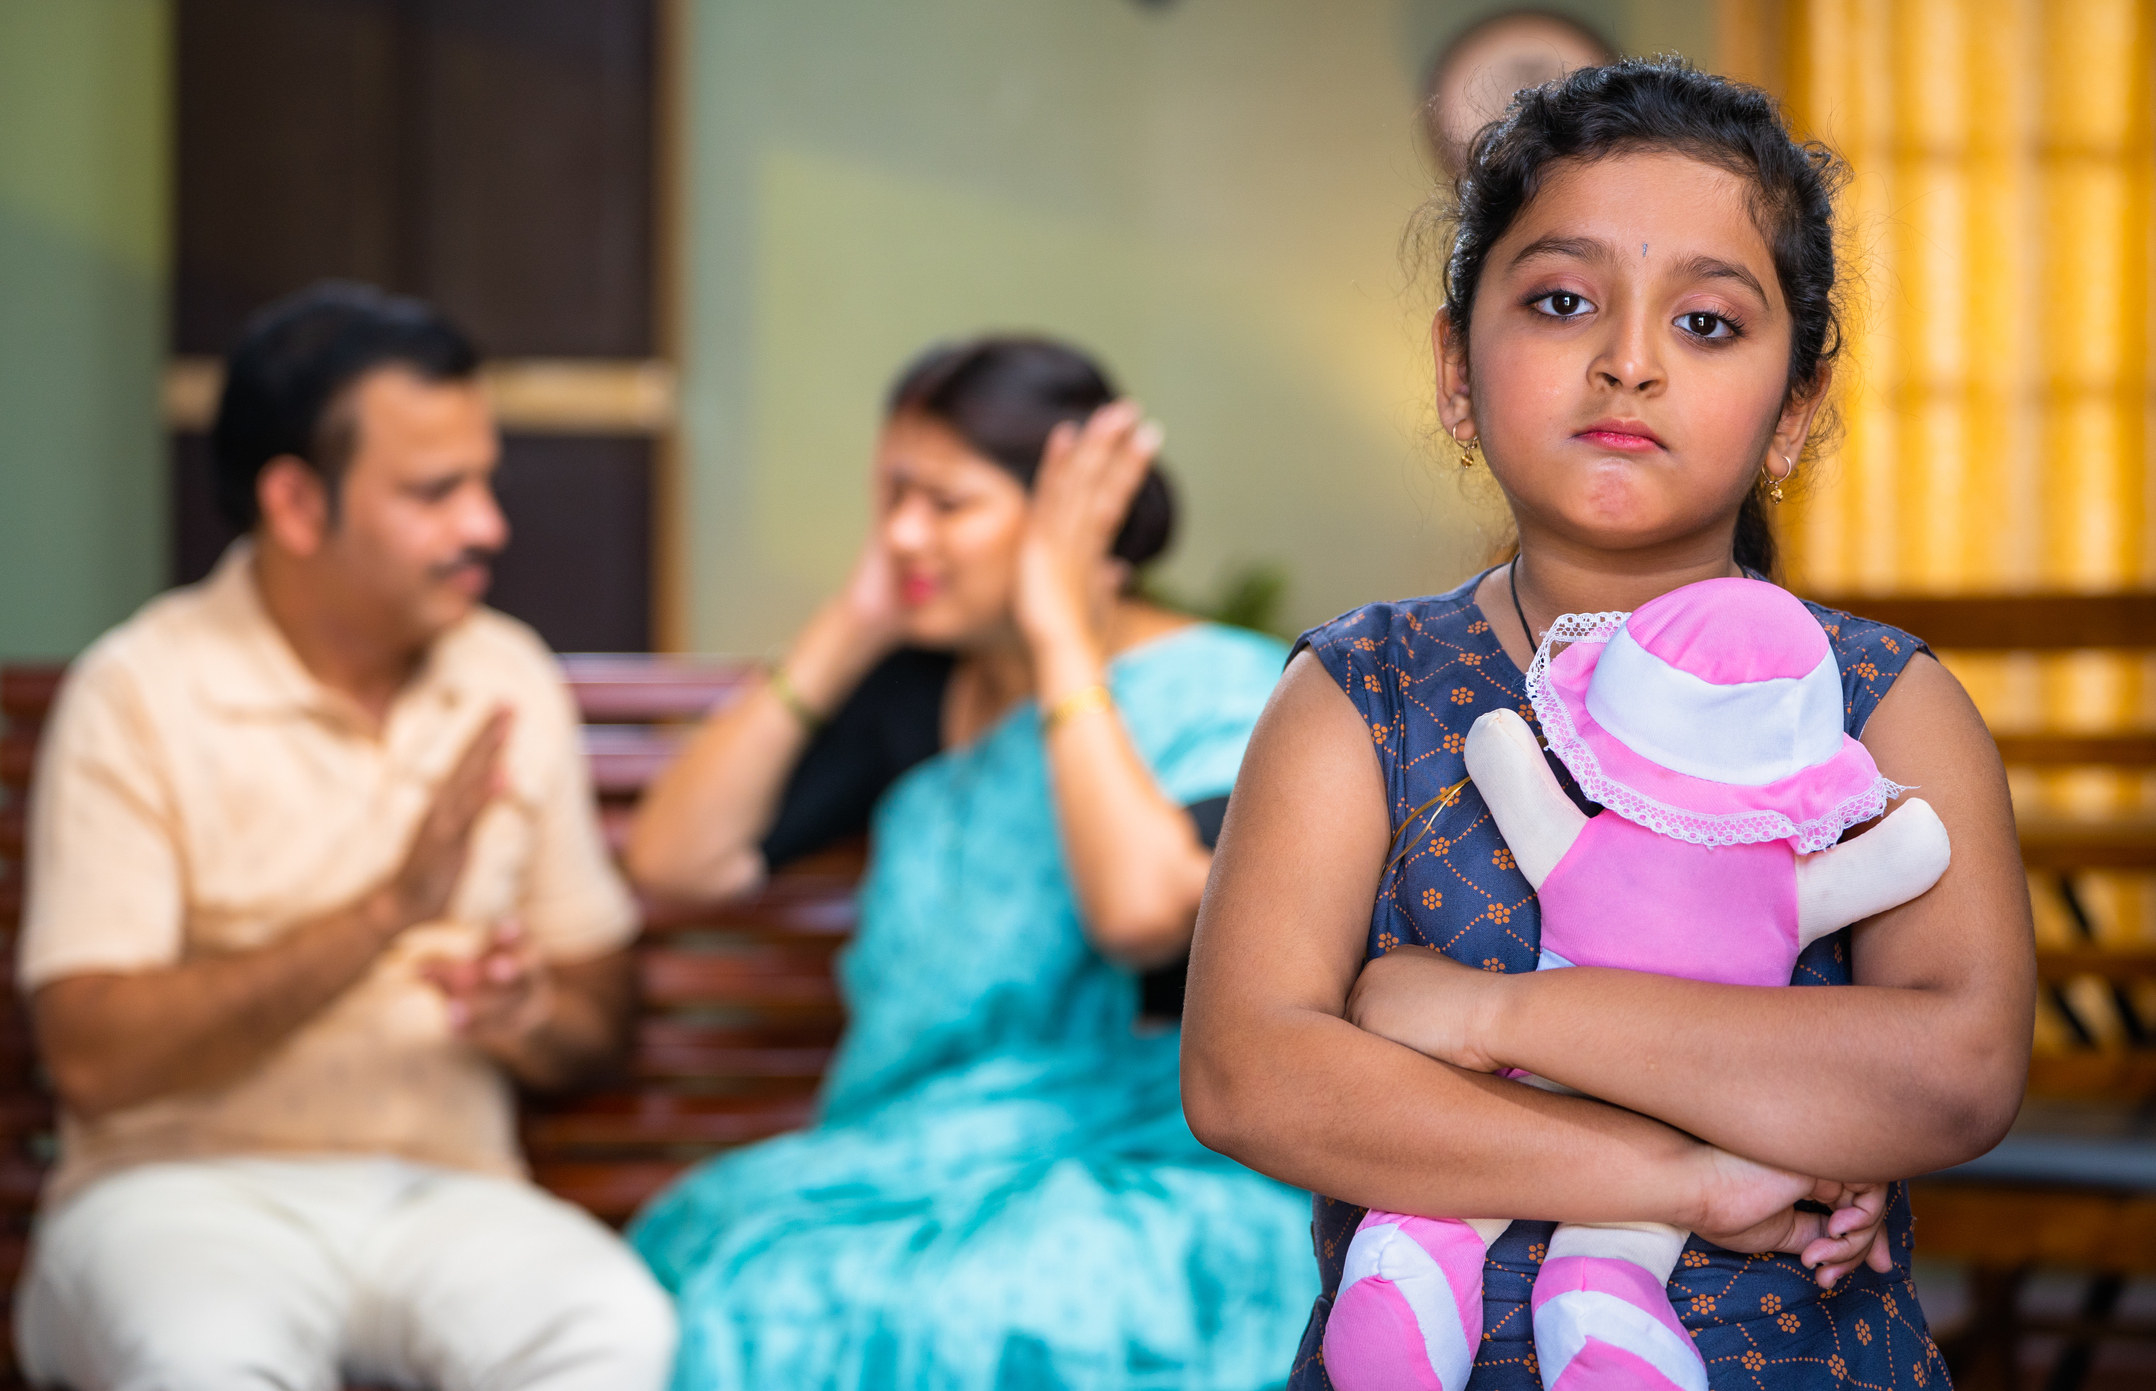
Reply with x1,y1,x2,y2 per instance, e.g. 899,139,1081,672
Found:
20,543,638,1206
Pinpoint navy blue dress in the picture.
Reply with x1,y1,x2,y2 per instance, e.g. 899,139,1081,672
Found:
1286,574,1953,1391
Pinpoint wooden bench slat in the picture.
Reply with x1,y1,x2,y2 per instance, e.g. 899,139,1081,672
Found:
2030,1053,2156,1100
1995,733,2156,767
2018,817,2156,871
584,726,690,798
0,1095,51,1144
638,892,859,939
0,732,32,790
1911,1180,2156,1273
2037,946,2156,984
639,945,844,1012
559,654,752,724
529,1159,688,1225
522,1092,817,1151
631,1020,837,1082
0,1160,41,1211
0,670,60,729
1810,591,2156,650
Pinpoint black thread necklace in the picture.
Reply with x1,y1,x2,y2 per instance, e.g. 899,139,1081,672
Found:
1508,556,1541,653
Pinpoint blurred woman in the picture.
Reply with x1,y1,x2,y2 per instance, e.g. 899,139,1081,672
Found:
626,337,1317,1391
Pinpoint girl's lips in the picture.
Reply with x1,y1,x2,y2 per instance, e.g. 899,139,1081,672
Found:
1576,429,1664,453
898,575,939,605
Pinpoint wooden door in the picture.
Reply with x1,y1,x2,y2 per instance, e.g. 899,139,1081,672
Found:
170,0,667,653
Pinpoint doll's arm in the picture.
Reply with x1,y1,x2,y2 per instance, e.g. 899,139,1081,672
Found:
1464,710,1587,889
1794,798,1951,949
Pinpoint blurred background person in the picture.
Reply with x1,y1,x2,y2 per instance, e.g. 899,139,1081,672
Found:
13,283,674,1391
626,336,1318,1390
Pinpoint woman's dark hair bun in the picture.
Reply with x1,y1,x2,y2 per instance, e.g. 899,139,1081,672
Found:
886,336,1177,569
1440,57,1847,580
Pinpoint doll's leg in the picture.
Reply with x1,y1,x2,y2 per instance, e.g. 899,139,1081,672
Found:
1324,1213,1509,1391
1530,1222,1707,1391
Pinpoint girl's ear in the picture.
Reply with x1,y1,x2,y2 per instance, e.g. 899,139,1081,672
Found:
1768,362,1833,485
1432,313,1476,441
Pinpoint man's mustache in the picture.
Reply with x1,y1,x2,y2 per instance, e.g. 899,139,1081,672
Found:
429,548,501,582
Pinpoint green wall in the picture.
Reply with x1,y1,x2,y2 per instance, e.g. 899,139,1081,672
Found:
0,0,169,662
0,0,1713,661
678,0,1714,653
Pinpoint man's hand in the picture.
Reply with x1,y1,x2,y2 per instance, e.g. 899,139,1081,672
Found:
418,920,556,1060
417,926,634,1091
1345,946,1509,1073
385,709,510,928
33,709,516,1119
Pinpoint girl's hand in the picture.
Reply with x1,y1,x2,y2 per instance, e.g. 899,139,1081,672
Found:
1690,1147,1896,1287
1797,1178,1898,1287
1013,400,1161,655
1345,946,1509,1073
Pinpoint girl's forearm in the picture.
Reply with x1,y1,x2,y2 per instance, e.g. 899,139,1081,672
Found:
1185,1003,1724,1228
1484,967,2024,1178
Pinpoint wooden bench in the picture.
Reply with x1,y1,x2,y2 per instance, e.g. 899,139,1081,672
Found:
1812,592,2156,1391
5,595,2153,1386
0,655,860,1388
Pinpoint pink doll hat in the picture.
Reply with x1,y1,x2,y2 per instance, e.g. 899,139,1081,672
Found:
1523,576,1904,854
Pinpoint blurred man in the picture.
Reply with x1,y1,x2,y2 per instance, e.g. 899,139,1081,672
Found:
13,283,676,1391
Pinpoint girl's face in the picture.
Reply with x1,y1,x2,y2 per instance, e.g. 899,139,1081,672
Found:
873,411,1031,648
1439,150,1824,560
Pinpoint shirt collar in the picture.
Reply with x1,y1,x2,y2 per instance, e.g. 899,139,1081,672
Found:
190,540,480,729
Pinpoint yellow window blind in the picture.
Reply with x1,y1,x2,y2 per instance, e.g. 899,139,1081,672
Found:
1725,0,2155,959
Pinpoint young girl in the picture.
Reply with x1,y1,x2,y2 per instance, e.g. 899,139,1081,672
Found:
1182,60,2035,1390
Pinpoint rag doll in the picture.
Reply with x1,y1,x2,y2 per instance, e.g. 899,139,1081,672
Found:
1323,577,1952,1391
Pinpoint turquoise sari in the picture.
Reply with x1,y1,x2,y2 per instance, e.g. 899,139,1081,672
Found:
631,624,1317,1391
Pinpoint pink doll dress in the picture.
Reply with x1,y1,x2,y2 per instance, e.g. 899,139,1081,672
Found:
1535,815,1798,987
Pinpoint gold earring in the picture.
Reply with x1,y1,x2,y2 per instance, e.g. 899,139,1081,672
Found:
1458,435,1483,469
1766,454,1793,504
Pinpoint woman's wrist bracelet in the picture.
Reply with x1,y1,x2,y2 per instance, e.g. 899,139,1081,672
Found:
767,664,827,732
1042,682,1114,736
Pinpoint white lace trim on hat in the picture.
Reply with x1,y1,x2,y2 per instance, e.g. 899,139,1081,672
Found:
1523,611,1905,853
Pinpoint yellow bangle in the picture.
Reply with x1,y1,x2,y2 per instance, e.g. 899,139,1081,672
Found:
1042,682,1114,736
767,665,826,731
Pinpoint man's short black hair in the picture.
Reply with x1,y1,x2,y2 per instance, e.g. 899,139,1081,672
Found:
211,281,481,529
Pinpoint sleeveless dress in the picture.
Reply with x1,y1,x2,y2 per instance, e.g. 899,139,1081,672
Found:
1286,575,1952,1391
631,624,1319,1391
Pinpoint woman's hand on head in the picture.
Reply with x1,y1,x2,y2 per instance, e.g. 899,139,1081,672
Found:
1013,399,1160,657
1689,1148,1896,1288
833,515,908,656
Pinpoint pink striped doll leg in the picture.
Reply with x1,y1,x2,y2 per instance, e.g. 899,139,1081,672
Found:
1323,1213,1510,1391
1530,1222,1708,1391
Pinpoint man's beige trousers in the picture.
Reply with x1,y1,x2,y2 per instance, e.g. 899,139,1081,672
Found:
14,1156,676,1391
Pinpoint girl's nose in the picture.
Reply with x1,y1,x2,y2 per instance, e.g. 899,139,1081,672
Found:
1591,305,1665,394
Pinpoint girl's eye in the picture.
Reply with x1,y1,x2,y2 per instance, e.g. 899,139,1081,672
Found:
1678,311,1738,340
1531,291,1592,318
